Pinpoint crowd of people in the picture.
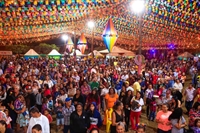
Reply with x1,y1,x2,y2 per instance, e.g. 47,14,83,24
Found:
0,54,199,133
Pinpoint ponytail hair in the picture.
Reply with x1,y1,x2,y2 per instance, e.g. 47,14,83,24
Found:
113,101,122,110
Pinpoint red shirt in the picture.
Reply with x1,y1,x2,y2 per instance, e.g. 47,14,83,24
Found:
86,94,100,107
152,75,158,85
196,88,200,102
44,89,51,97
46,114,53,123
150,101,156,111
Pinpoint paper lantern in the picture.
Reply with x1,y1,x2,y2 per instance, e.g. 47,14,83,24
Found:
66,45,74,53
77,33,87,54
66,37,74,52
102,18,118,52
77,45,86,54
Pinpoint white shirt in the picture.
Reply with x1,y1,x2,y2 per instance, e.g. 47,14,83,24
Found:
131,97,144,112
72,75,80,83
43,80,54,88
173,83,183,92
57,94,68,103
121,74,129,81
101,88,109,96
27,114,50,133
145,88,154,98
0,69,3,76
145,72,150,77
130,70,136,75
185,88,195,102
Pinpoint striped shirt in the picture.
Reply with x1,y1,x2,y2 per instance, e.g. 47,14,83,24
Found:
62,105,75,125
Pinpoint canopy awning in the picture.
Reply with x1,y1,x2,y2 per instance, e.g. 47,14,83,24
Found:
24,49,39,56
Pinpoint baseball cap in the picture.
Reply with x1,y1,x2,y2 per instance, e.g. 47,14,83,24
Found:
65,98,71,102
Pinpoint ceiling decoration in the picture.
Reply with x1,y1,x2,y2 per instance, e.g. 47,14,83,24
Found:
0,0,199,50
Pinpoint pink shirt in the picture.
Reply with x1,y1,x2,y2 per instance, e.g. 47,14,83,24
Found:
156,111,172,131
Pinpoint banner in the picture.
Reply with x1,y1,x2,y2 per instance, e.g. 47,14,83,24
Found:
0,51,12,55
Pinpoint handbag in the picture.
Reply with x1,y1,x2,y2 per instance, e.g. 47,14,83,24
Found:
131,100,139,110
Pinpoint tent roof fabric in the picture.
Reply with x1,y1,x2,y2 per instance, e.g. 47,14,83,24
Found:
178,52,194,58
48,49,61,56
88,50,104,57
24,49,39,56
70,50,83,56
99,46,135,56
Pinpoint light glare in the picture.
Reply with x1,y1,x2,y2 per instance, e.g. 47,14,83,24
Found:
62,34,68,41
131,0,145,14
87,21,95,29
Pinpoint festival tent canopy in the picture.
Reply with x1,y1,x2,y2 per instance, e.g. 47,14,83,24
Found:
70,50,84,56
99,46,135,56
24,49,39,59
178,52,194,58
88,50,104,57
48,49,61,59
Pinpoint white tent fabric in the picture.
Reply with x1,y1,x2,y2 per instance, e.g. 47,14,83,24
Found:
24,49,39,56
178,52,194,58
99,46,135,56
70,50,83,56
88,50,104,57
48,49,61,56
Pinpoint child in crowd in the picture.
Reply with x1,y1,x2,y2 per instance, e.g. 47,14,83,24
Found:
136,123,146,133
55,100,64,131
14,94,29,119
4,109,12,128
192,118,200,133
149,97,156,121
47,95,53,113
41,98,48,114
44,109,53,124
0,101,5,111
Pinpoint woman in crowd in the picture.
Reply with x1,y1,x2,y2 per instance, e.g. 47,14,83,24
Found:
110,101,125,133
136,124,146,133
162,90,172,104
32,81,39,95
119,86,126,102
0,120,13,133
168,108,187,133
105,88,119,110
87,102,102,131
170,96,181,111
104,88,119,132
156,103,172,133
81,80,91,100
130,91,144,130
189,102,200,130
43,84,51,97
70,103,90,133
85,89,100,111
116,122,125,133
122,90,133,131
73,89,85,107
173,79,183,92
56,89,68,103
89,128,99,133
192,118,200,133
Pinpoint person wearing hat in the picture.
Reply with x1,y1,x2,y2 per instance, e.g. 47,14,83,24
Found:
133,78,142,96
125,81,134,92
62,98,75,133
